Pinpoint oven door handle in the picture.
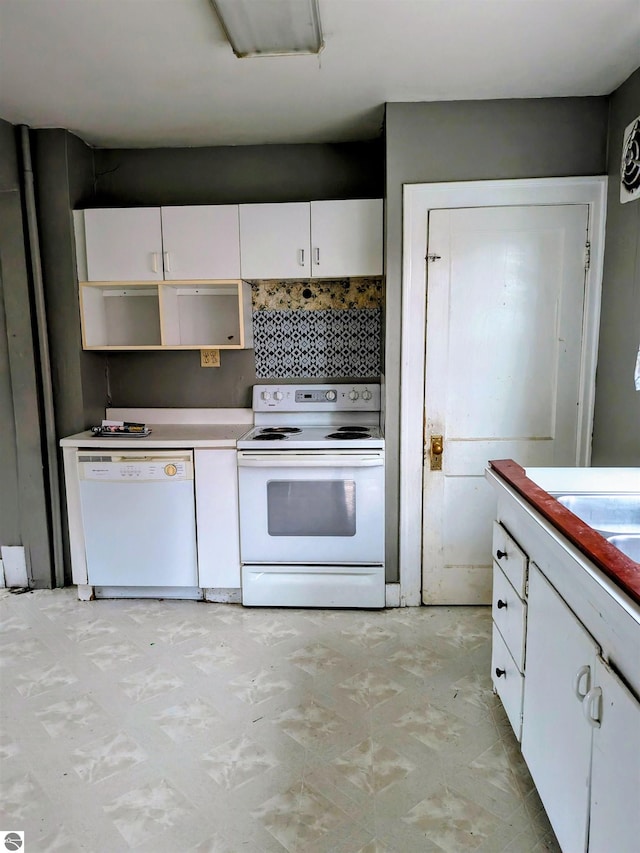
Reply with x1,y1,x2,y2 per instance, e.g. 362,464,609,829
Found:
237,454,384,468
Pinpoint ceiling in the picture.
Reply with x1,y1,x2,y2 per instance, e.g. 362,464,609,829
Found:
1,0,638,149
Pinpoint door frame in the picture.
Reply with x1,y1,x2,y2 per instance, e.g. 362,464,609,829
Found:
399,177,608,606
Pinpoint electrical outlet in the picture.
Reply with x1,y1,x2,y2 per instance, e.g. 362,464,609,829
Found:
200,349,220,368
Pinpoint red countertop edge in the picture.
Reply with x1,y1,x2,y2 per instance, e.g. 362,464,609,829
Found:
489,459,640,606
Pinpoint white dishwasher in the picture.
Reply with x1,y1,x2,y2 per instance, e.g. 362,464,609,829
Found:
77,450,198,588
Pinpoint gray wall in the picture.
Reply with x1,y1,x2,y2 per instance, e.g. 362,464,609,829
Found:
0,120,53,586
33,130,104,440
93,141,384,206
384,97,609,582
32,130,105,584
591,68,640,465
88,141,384,408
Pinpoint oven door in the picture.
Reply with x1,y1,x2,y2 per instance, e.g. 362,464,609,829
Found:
237,451,384,564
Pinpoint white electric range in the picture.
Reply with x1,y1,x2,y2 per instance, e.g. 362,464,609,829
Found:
237,384,385,608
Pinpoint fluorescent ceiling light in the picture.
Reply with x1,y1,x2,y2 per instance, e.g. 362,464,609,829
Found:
211,0,324,58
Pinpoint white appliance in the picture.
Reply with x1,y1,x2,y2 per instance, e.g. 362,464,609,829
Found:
237,384,384,608
77,450,198,590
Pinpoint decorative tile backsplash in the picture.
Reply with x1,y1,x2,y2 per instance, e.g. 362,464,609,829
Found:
250,278,383,379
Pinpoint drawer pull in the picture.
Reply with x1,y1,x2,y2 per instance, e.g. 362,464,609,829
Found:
496,549,508,560
496,599,507,609
495,667,506,678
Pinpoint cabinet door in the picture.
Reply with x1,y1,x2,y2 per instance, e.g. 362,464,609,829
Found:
239,203,310,279
194,449,240,588
521,563,598,853
83,208,163,281
588,656,640,853
310,199,383,277
160,205,241,280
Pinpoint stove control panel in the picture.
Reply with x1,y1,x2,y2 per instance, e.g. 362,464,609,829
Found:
295,389,336,403
253,384,380,412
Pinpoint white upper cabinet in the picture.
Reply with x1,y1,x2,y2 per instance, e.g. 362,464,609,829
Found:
239,202,311,279
160,205,240,280
239,199,383,279
78,206,241,282
82,208,163,281
310,199,383,277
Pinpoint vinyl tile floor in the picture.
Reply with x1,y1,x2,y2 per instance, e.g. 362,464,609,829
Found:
0,588,561,853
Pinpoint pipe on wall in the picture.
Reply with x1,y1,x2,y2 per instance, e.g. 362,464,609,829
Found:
20,125,64,588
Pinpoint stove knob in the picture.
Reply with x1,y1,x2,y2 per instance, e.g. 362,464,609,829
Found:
325,390,337,402
262,391,271,401
362,389,373,401
349,389,360,401
274,391,283,401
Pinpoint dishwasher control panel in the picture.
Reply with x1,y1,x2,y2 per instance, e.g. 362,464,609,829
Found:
77,454,193,482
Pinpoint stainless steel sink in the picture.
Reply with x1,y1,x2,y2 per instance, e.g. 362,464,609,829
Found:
555,494,640,537
606,534,640,562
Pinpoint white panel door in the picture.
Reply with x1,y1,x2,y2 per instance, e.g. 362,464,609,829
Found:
588,656,640,853
422,204,589,603
83,208,163,281
161,205,241,280
239,203,310,278
310,199,383,277
521,564,597,853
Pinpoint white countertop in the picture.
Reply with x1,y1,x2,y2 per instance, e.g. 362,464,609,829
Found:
60,423,250,449
60,408,254,449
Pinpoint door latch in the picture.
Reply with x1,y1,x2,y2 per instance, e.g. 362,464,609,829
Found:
429,435,443,470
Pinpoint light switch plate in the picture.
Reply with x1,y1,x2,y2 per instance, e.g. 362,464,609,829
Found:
200,349,221,367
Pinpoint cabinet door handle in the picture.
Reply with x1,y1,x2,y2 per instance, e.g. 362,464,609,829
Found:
496,599,507,609
496,549,507,560
151,252,160,273
582,686,602,728
163,251,172,273
314,247,320,265
495,667,506,678
574,664,591,701
298,248,305,266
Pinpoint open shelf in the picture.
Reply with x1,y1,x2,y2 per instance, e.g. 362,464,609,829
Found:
79,280,253,350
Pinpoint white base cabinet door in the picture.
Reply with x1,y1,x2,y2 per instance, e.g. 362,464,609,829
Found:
521,563,598,853
587,656,640,853
194,449,240,588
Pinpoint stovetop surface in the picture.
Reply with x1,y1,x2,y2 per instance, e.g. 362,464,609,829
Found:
240,384,384,449
237,424,384,450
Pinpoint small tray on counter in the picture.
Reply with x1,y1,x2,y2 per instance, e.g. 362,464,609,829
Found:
90,427,152,438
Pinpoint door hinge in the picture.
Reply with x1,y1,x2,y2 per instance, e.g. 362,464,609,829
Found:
426,253,442,263
584,241,591,271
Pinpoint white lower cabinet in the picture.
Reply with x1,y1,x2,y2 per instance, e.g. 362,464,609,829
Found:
491,623,524,738
521,563,597,853
491,522,528,741
587,656,640,853
520,563,640,853
194,449,240,589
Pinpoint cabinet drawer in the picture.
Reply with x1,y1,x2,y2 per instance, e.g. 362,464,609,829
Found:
492,563,527,672
491,623,524,741
492,521,528,597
